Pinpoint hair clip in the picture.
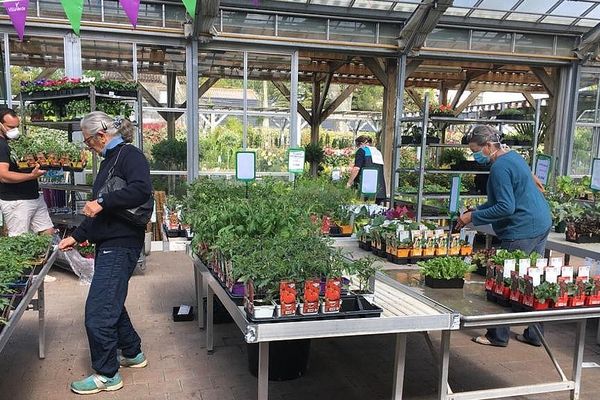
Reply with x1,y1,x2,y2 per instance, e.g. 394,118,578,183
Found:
113,116,123,129
100,120,108,131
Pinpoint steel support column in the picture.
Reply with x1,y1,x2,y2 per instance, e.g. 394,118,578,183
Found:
290,50,300,148
553,62,580,177
390,54,407,208
186,38,200,183
3,33,11,108
243,51,248,149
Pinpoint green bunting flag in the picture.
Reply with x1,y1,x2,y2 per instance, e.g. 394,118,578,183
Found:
182,0,197,19
60,0,84,35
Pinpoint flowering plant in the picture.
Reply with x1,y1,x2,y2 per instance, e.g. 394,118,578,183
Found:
323,147,354,168
429,104,454,116
77,241,95,258
20,77,137,94
385,205,414,220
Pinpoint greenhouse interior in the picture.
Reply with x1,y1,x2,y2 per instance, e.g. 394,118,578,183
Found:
2,0,600,399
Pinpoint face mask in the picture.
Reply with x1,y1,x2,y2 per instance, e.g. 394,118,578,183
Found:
473,150,489,165
5,128,20,140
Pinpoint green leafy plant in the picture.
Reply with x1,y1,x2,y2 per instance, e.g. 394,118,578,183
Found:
533,281,559,304
346,256,380,292
417,256,475,280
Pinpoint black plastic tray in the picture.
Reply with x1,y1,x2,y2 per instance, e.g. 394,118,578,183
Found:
245,295,382,324
208,268,245,305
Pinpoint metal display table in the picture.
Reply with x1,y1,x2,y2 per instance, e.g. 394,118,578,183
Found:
189,249,460,400
0,249,57,359
385,267,600,400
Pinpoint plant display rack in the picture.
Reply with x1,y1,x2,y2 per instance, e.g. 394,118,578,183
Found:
392,94,541,222
19,81,141,225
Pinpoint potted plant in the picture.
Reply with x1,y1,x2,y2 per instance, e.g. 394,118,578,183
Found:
567,278,587,307
347,256,380,303
417,256,475,289
434,236,448,256
300,278,320,315
585,276,600,306
496,108,525,121
530,281,557,310
396,238,412,258
422,235,435,257
459,240,473,256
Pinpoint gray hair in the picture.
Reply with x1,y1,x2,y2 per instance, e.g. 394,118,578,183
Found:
467,125,502,147
80,111,134,143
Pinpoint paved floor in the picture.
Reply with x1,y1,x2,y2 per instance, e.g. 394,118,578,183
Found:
2,250,600,400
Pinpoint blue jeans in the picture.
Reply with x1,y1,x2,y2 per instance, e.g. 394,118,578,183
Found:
85,247,142,377
486,229,550,346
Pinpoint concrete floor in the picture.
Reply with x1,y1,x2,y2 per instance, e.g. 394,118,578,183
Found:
1,250,600,400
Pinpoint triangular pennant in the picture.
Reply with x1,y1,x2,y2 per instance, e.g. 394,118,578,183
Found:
60,0,83,35
182,0,196,19
3,0,29,41
119,0,140,28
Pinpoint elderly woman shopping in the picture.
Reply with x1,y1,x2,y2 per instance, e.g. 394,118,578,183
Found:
59,111,153,394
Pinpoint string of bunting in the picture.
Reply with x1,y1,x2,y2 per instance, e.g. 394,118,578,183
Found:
2,0,199,39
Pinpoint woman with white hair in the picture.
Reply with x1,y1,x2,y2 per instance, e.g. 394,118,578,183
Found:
456,124,551,348
59,111,152,394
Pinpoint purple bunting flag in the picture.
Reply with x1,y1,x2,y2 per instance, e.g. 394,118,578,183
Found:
119,0,141,28
3,0,28,41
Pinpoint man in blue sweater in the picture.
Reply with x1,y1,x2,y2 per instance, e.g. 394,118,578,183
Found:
456,125,551,347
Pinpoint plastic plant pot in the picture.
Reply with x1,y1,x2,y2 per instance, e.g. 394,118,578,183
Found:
424,276,464,289
397,248,410,258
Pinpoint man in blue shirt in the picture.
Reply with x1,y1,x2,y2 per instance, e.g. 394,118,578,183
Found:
456,125,551,347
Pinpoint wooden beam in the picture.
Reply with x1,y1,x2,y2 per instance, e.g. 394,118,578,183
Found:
320,85,357,124
179,77,219,108
522,92,537,109
405,88,424,111
530,67,555,97
362,57,388,88
454,90,481,115
35,68,57,80
406,60,423,76
318,72,333,116
272,80,312,124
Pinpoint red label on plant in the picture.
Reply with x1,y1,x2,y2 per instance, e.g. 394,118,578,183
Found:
324,277,341,312
279,281,297,316
302,279,320,314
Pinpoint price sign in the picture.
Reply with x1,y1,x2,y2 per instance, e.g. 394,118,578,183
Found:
534,154,552,186
236,151,256,181
448,175,461,215
288,148,305,174
360,168,378,196
591,158,600,191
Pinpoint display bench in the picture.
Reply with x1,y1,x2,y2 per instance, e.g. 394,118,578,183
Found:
0,249,57,359
188,246,460,400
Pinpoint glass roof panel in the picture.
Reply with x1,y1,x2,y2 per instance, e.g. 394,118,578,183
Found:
513,0,558,14
541,16,578,24
478,0,519,11
470,9,508,19
453,0,478,6
394,3,420,12
505,12,541,22
575,18,600,26
354,0,395,11
311,0,354,6
582,4,600,18
444,6,472,17
549,1,594,17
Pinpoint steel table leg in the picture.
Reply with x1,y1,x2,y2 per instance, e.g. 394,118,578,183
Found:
392,333,407,399
207,285,214,353
38,280,45,359
571,320,586,400
195,268,205,330
438,330,451,400
258,342,269,400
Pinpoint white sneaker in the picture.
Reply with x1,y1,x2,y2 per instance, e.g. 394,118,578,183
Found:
43,274,57,283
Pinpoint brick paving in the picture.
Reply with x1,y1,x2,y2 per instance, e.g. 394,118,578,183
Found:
1,251,600,400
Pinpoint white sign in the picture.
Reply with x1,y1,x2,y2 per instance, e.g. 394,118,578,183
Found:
592,158,600,191
288,148,305,174
545,266,559,283
550,257,564,268
236,152,256,181
449,176,461,214
503,259,515,278
536,258,548,268
578,266,590,280
519,259,531,277
528,267,541,286
535,155,552,186
331,168,341,181
360,168,379,196
561,266,574,282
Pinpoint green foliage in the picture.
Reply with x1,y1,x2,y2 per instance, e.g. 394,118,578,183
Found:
352,85,384,111
439,148,467,167
151,138,187,170
304,143,324,164
346,256,381,291
534,281,559,303
490,249,540,266
417,256,475,280
497,108,524,117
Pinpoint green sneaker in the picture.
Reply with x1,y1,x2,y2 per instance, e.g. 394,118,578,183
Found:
119,352,147,368
70,373,123,395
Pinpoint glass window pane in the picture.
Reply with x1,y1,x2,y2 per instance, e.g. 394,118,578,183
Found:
506,12,542,22
478,0,519,11
471,31,512,52
541,16,577,24
222,11,276,36
328,20,376,44
570,126,595,175
514,33,554,55
444,6,471,17
550,1,592,17
576,18,600,27
312,0,353,6
278,16,326,40
556,36,577,56
379,24,401,45
354,0,394,11
576,74,597,123
425,28,469,50
515,0,559,14
165,4,187,29
394,3,419,12
470,10,507,19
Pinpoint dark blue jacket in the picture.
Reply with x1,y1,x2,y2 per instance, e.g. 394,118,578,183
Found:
72,143,152,249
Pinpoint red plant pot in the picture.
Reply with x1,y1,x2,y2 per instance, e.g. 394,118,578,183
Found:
585,295,600,306
532,299,549,310
522,294,534,307
509,290,522,302
568,295,586,308
485,279,495,291
551,295,568,308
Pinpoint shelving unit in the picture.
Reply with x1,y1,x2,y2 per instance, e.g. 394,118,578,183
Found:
392,93,541,222
19,84,142,225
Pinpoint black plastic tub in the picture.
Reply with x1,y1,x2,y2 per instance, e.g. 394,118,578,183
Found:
424,276,464,289
247,339,311,381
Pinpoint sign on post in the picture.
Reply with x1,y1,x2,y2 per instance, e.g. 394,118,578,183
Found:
287,148,305,174
360,168,378,197
535,154,552,187
591,158,600,191
235,151,256,181
449,175,461,215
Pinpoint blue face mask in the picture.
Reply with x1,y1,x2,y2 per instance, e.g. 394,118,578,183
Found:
473,150,490,165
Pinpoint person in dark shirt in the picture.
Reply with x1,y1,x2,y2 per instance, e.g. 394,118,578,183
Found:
59,111,152,395
346,135,387,204
0,108,53,236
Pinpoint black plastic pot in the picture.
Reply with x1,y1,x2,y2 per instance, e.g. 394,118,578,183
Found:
426,136,440,144
247,339,311,381
555,221,567,234
424,276,464,289
401,136,414,144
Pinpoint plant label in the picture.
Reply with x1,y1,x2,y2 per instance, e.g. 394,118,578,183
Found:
435,229,445,237
528,268,541,286
449,175,461,214
550,257,564,268
177,305,191,315
578,266,590,280
279,281,297,316
360,168,378,196
503,259,516,278
591,158,600,191
561,266,574,282
534,155,552,186
536,258,548,268
323,278,342,313
545,266,559,283
398,230,410,242
518,259,531,277
236,151,256,181
302,279,320,315
331,168,341,181
288,148,305,174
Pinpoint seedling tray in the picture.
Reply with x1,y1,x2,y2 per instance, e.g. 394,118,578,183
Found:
209,268,245,306
565,234,600,244
246,295,382,323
